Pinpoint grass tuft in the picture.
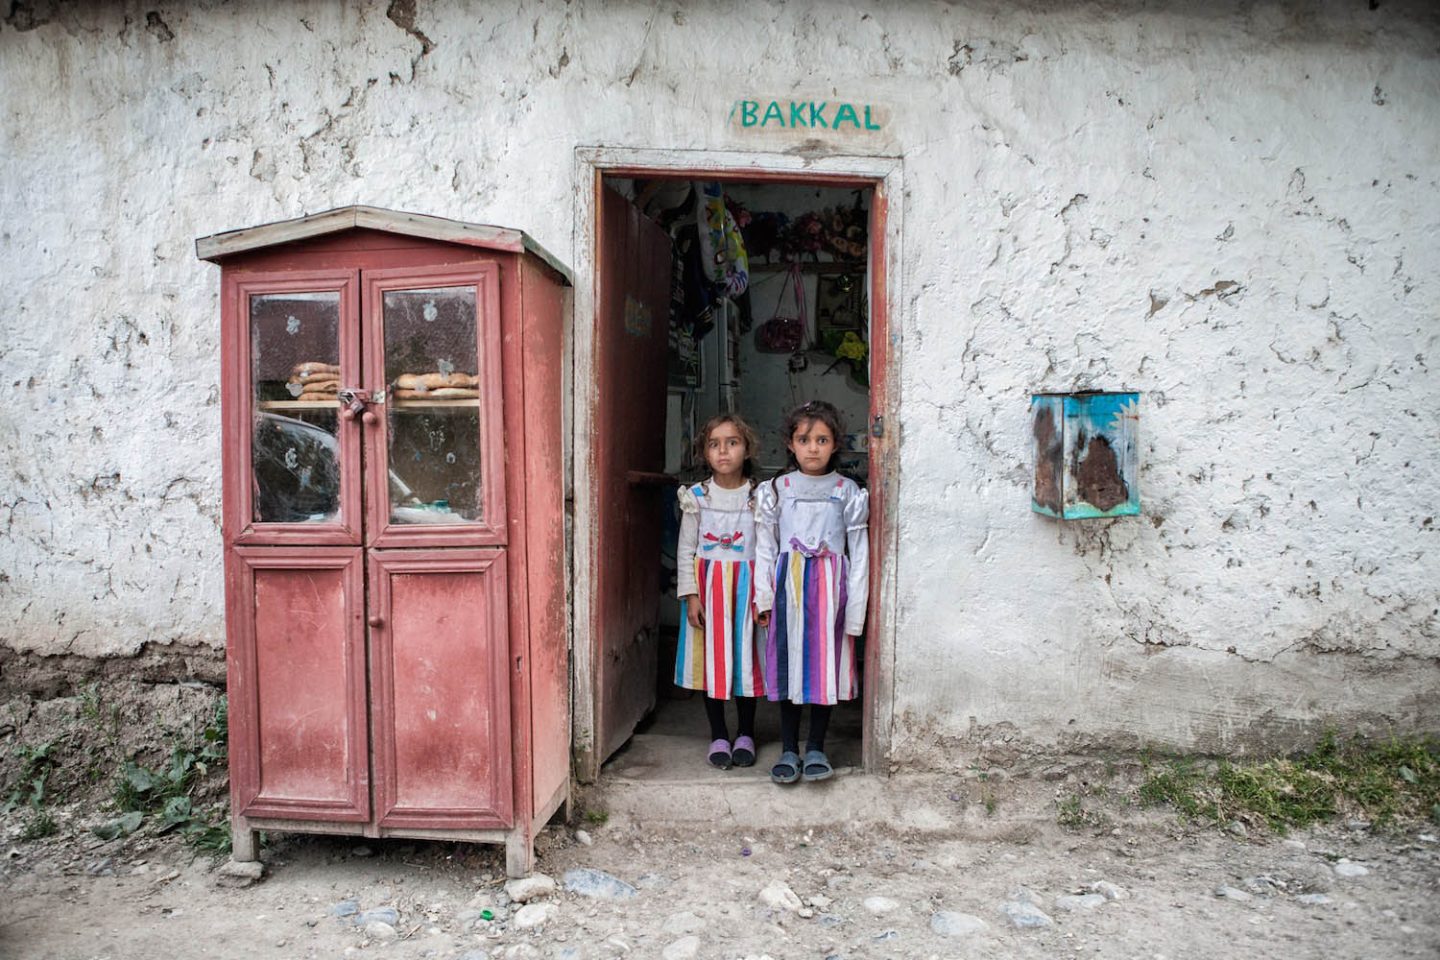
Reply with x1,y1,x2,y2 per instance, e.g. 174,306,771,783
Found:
1137,733,1440,833
106,696,232,852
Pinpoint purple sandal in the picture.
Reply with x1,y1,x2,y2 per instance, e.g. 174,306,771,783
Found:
708,738,732,769
731,735,757,767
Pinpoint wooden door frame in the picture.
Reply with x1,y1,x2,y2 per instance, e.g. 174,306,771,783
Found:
571,147,903,782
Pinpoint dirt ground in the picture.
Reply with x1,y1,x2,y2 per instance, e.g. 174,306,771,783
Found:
2,680,1437,959
3,789,1438,960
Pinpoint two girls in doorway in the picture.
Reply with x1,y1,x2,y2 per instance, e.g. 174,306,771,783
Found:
674,400,869,785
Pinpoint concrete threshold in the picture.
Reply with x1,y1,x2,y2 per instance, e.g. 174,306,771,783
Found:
585,696,1057,836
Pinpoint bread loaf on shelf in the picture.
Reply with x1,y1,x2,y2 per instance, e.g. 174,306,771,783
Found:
394,371,478,391
290,362,341,382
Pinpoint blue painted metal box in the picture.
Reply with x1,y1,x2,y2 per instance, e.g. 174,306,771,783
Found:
1031,391,1140,519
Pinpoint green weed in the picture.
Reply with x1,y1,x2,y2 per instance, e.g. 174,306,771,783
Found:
583,809,609,825
1137,755,1217,820
104,696,231,853
1055,789,1112,830
1056,794,1086,828
1137,734,1440,833
21,809,57,840
3,740,59,815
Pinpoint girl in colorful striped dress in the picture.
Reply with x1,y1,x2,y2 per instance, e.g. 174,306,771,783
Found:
675,414,766,769
754,400,869,784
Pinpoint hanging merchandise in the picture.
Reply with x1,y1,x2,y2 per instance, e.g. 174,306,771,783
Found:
781,211,825,261
740,210,790,265
694,182,750,298
675,223,717,342
822,192,869,261
755,262,807,354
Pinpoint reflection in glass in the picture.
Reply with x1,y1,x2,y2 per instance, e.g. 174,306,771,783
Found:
387,409,484,523
250,291,341,524
252,412,341,522
382,286,484,524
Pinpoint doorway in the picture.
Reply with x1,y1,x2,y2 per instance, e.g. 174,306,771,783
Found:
573,149,901,784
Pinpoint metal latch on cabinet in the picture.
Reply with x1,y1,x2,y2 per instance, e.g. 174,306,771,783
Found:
871,415,884,439
338,388,383,424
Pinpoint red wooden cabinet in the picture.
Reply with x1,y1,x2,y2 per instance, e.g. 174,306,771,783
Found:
199,207,572,876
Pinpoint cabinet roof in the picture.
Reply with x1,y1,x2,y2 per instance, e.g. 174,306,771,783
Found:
195,205,572,284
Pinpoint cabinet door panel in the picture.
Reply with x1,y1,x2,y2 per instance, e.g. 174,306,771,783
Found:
228,547,370,821
362,265,507,548
369,549,513,829
224,270,362,545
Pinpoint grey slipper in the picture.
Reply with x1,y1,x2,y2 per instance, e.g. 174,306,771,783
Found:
801,749,833,782
770,750,801,784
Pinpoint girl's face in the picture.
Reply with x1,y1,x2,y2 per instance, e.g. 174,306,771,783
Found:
787,417,836,475
704,421,747,481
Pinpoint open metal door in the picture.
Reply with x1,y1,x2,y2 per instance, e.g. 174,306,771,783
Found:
590,185,673,767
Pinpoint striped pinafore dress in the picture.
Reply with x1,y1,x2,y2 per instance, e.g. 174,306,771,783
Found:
758,472,869,706
674,480,766,699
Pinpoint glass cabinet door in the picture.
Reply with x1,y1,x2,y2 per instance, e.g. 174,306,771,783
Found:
229,271,362,545
362,264,506,547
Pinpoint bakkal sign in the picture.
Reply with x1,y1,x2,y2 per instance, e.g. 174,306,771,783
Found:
730,99,885,132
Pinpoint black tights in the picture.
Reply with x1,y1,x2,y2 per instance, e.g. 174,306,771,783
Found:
704,696,757,742
779,701,833,754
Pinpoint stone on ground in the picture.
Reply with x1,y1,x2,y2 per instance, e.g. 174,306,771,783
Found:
1334,859,1371,878
564,867,638,900
513,902,557,930
357,907,399,926
505,874,557,903
329,898,360,917
363,920,397,940
215,860,264,888
931,910,987,937
999,899,1054,928
758,880,803,912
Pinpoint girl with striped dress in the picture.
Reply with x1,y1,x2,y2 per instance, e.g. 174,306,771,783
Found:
675,414,766,768
754,400,869,784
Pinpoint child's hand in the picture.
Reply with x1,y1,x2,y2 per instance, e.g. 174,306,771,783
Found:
685,596,705,629
754,606,771,627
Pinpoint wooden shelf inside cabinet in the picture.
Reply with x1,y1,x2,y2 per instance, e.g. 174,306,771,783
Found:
389,399,482,409
258,400,340,411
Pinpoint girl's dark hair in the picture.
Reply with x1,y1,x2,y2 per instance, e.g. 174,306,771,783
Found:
694,412,760,477
780,399,846,474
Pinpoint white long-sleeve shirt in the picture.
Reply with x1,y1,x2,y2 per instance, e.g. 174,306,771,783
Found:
753,471,870,636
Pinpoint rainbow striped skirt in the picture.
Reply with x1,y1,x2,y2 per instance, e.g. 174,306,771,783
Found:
765,548,858,705
675,558,765,699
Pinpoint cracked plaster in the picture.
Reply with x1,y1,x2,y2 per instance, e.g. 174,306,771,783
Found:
0,0,1437,761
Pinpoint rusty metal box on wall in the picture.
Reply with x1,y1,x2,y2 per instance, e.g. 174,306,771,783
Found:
1031,390,1140,519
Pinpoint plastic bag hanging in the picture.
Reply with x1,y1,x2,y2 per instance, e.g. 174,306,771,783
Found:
755,262,807,354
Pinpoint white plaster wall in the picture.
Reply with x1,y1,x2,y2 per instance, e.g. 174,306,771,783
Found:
1,0,1436,759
